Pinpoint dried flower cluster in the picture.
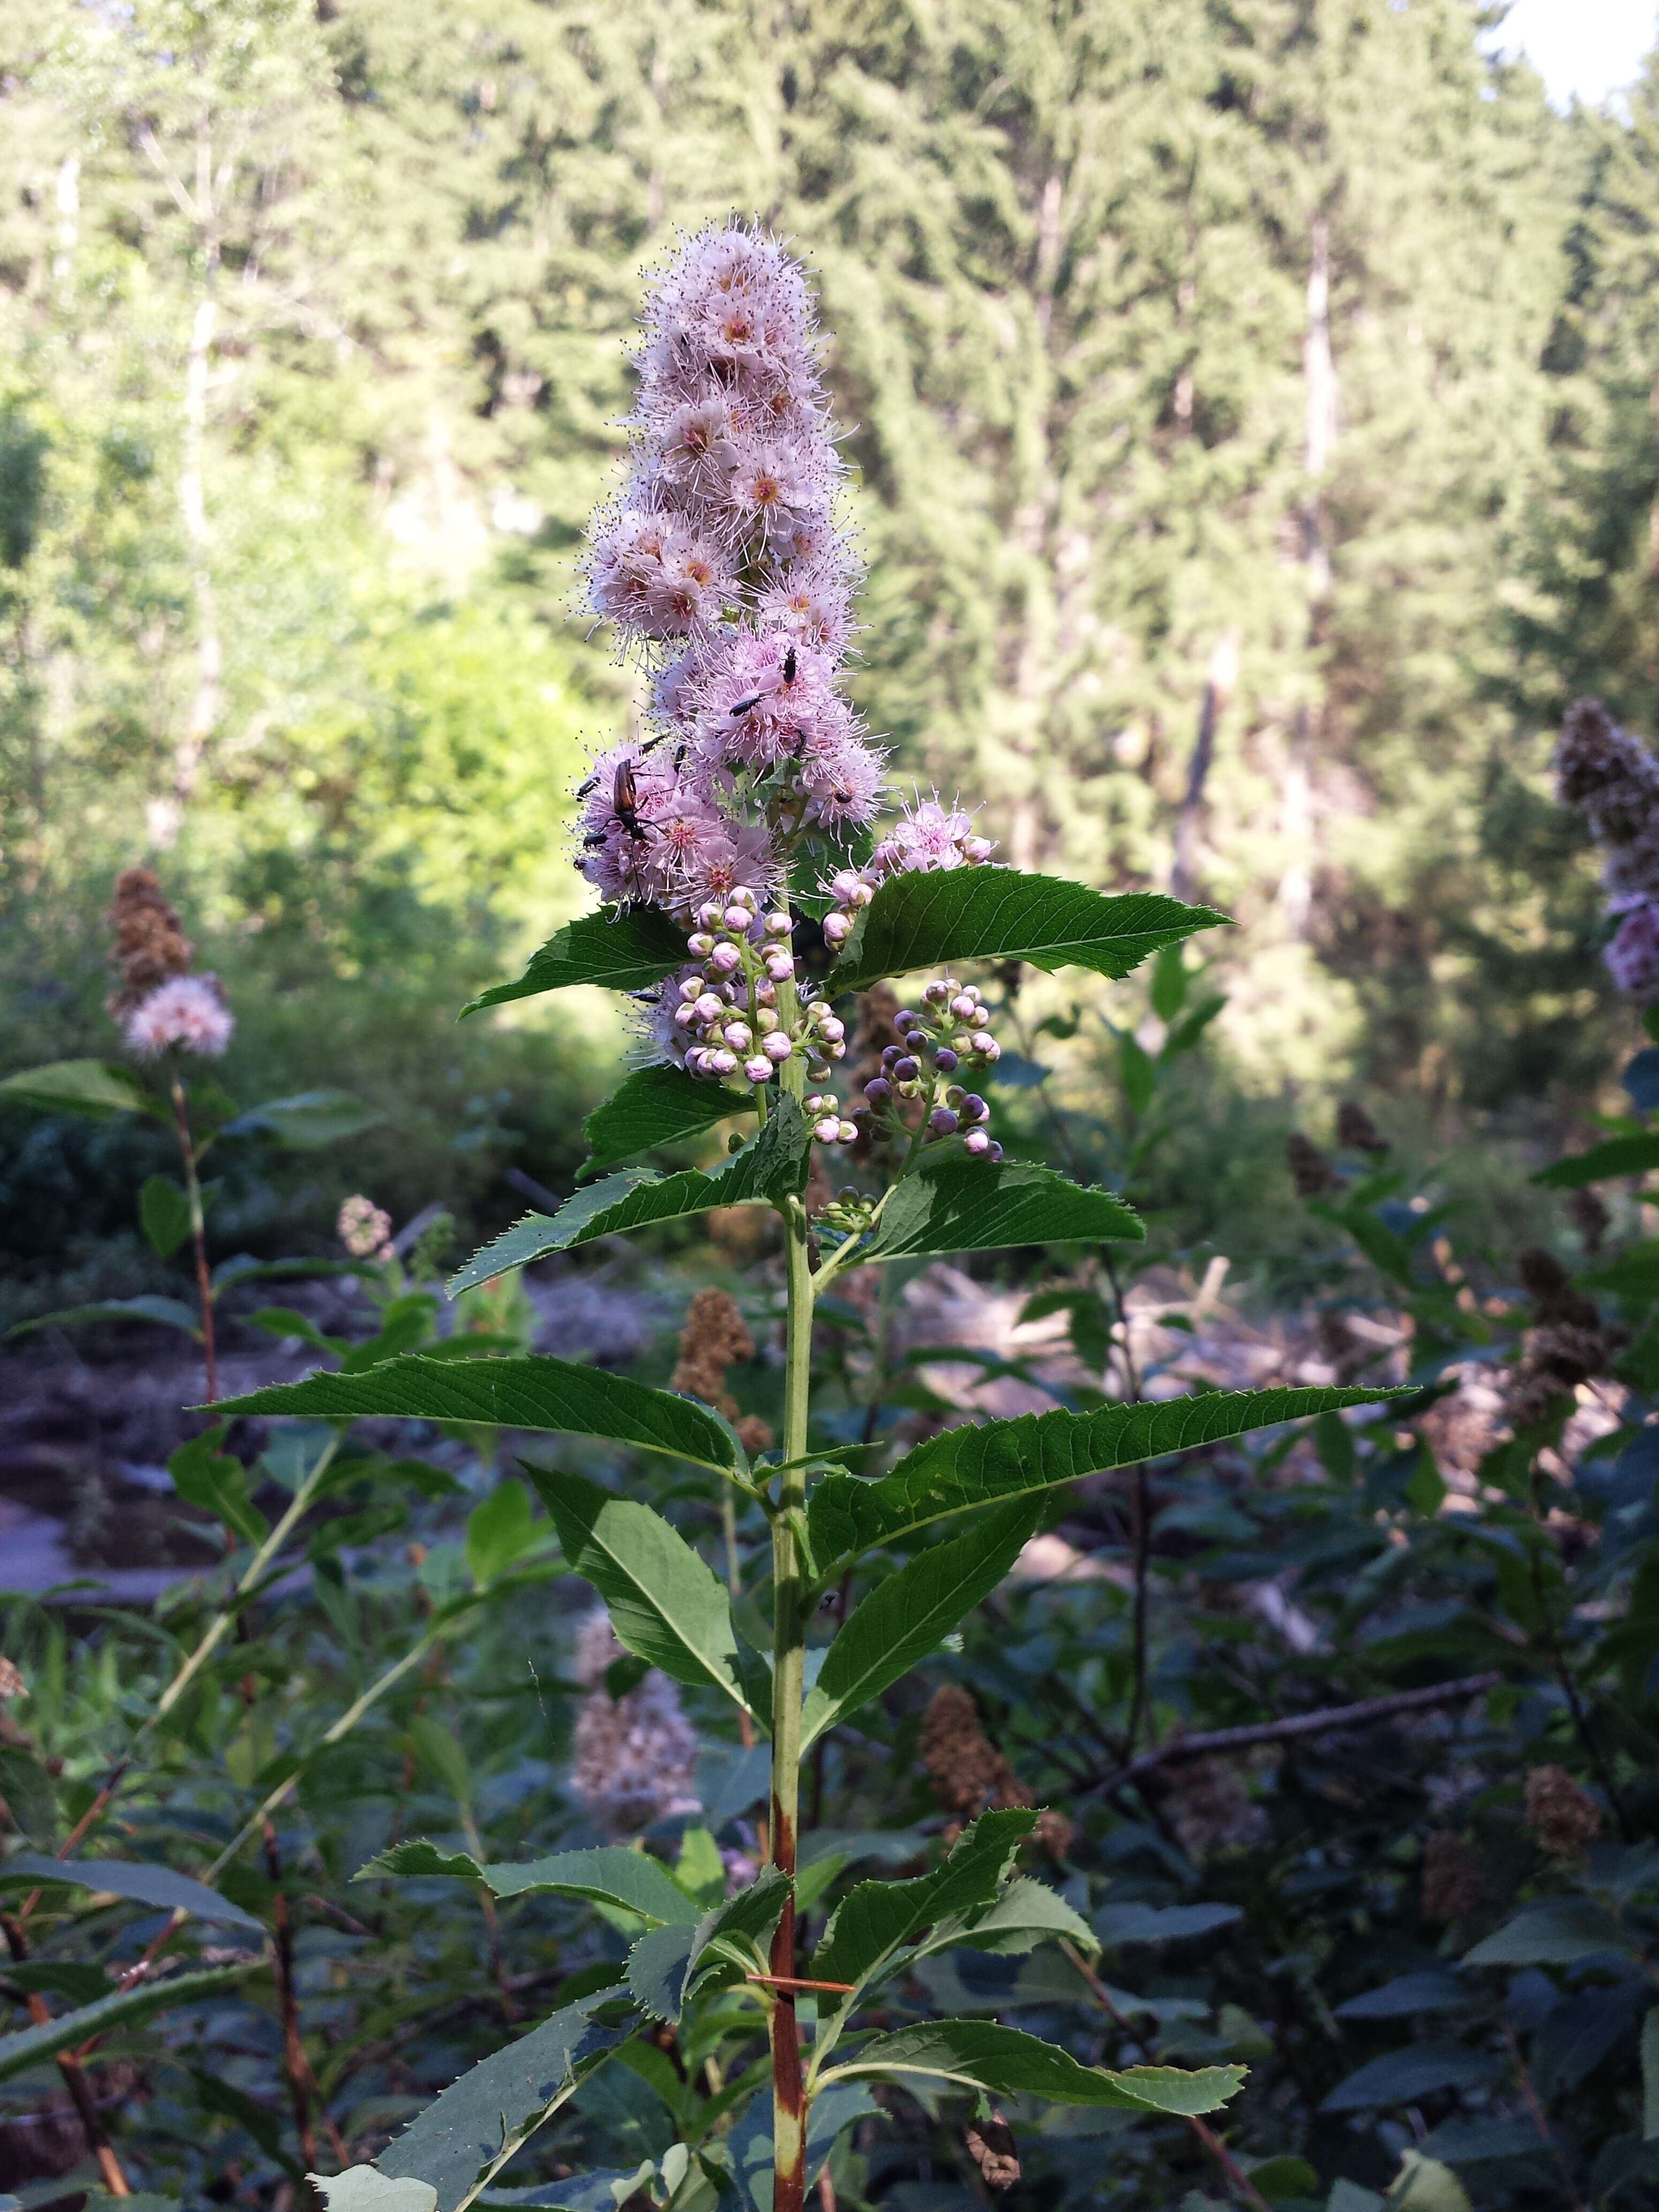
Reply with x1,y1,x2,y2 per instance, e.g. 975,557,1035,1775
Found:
964,2115,1021,2192
338,1196,394,1264
1506,1246,1615,1430
1524,1763,1602,1856
671,1287,772,1455
1335,1100,1389,1157
1286,1132,1335,1199
1421,1831,1484,1923
1160,1755,1269,1863
1555,696,1659,998
570,1611,701,1835
107,868,233,1058
920,1685,1071,1855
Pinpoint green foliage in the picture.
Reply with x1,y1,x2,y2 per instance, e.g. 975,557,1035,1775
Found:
819,2020,1245,2112
0,1962,263,2083
576,1066,756,1185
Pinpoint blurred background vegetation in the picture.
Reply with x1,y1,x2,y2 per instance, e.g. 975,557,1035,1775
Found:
3,0,1658,1302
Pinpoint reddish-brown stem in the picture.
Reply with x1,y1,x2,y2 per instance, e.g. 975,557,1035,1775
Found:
746,1973,855,1993
169,1075,218,1403
2,1911,132,2196
766,1799,805,2212
263,1822,319,2188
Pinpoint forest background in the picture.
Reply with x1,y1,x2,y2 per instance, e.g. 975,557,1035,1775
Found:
3,0,1659,1305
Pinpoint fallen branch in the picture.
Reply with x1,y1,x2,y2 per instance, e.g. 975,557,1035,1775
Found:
1084,1672,1502,1795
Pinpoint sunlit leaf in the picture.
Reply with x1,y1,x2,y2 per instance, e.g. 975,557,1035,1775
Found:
357,1840,700,1927
0,1058,156,1119
626,1867,790,2023
221,1089,384,1147
449,1096,807,1292
213,1356,739,1481
828,868,1228,993
577,1064,754,1183
524,1468,763,1724
808,1386,1413,1568
857,1156,1143,1265
799,1500,1040,1748
462,906,688,1015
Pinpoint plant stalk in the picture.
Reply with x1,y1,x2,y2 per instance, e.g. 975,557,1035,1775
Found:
768,1185,814,2212
170,1072,218,1402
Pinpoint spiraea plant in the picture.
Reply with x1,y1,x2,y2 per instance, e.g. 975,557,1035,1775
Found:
204,227,1403,2212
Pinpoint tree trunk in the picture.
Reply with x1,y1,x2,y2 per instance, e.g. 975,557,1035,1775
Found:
1277,211,1336,939
1172,632,1238,903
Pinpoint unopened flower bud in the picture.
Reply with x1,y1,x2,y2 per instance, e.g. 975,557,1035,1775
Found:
765,952,795,981
729,886,758,911
950,993,976,1020
763,1032,793,1062
924,980,951,1004
837,1120,857,1143
687,932,715,958
963,1127,991,1156
963,836,995,863
765,911,793,937
756,1006,779,1034
864,1077,891,1104
693,991,723,1023
881,1045,902,1069
822,913,850,947
827,1040,846,1059
709,1049,738,1075
894,1008,916,1029
755,981,778,1007
673,1003,698,1030
849,880,873,907
808,1060,832,1082
723,905,752,932
699,900,726,930
745,1056,773,1085
817,1015,845,1043
829,870,862,902
893,1056,918,1081
960,1094,988,1122
987,1140,1003,1162
929,1107,959,1136
935,1047,959,1072
967,1030,992,1054
709,942,743,975
724,1022,752,1051
813,1115,841,1143
978,1037,1000,1062
679,975,705,1000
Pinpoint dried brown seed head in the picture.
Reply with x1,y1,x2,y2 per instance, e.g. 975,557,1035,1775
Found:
1524,1765,1602,1856
920,1684,1030,1820
106,866,193,1015
1286,1132,1335,1198
1336,1101,1388,1156
1421,1832,1484,1923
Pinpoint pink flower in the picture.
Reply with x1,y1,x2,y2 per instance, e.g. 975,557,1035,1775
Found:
123,975,233,1057
757,552,860,657
1605,901,1659,999
797,729,886,828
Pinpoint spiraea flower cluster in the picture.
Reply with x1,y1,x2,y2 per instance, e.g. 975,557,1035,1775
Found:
577,223,880,919
855,979,1003,1159
123,974,234,1058
569,1610,701,1836
642,885,847,1089
338,1195,394,1264
105,866,235,1059
1555,697,1659,1000
820,798,996,949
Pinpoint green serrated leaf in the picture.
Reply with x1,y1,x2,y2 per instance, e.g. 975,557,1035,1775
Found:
524,1467,761,1725
1460,1900,1634,1966
807,1386,1411,1568
1320,2044,1505,2112
212,1355,739,1481
858,1155,1143,1265
0,1851,263,1930
819,2017,1243,2112
139,1175,195,1259
577,1064,756,1183
627,1867,791,2023
374,1993,633,2212
168,1427,268,1546
0,1962,261,2082
940,1875,1097,1959
312,2173,436,2212
222,1089,384,1148
462,906,689,1016
449,1096,808,1292
800,1500,1040,1749
465,1477,539,1589
356,1840,700,1926
828,868,1227,993
813,1810,1036,2021
1533,1134,1659,1188
0,1058,157,1120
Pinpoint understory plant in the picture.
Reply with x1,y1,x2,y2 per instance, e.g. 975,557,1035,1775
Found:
189,227,1402,2212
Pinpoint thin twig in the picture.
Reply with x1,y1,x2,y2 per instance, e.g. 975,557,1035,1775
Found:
170,1075,218,1403
262,1822,319,2189
2,1911,132,2197
1501,2021,1587,2212
1081,1672,1502,1796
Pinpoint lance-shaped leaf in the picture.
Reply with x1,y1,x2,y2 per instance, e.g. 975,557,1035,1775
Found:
449,1097,808,1294
0,1058,158,1119
820,2020,1243,2112
375,1993,632,2212
626,1867,791,2023
800,1500,1040,1751
0,1962,261,2083
0,1851,263,1930
577,1065,756,1183
463,906,689,1015
1533,1134,1659,1189
5,1296,203,1344
828,869,1227,994
808,1386,1414,1569
213,1357,739,1482
355,1841,700,1927
812,1810,1035,2022
524,1468,762,1726
856,1156,1142,1265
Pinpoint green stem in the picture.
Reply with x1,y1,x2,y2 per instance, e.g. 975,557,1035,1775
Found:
767,1179,814,2212
169,1072,218,1402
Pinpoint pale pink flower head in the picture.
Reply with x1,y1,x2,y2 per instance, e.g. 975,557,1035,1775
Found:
685,817,780,912
692,632,845,775
723,431,827,552
757,552,859,657
656,397,739,500
796,729,886,829
338,1195,393,1263
124,975,233,1058
1605,900,1659,999
871,794,995,878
